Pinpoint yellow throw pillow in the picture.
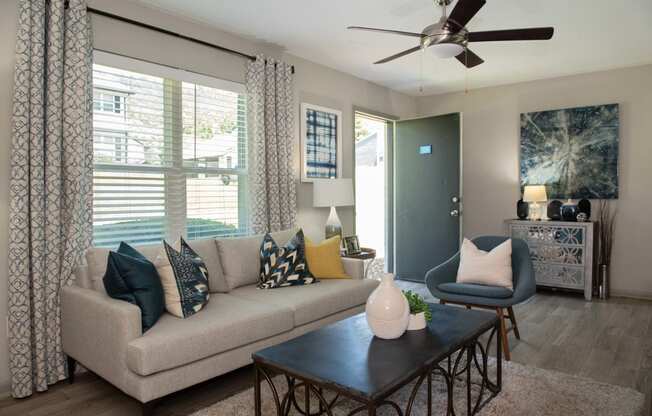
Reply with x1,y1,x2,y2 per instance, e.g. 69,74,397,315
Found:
305,236,351,279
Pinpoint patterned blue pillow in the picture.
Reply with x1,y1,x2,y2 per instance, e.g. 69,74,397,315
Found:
156,238,210,318
259,229,316,289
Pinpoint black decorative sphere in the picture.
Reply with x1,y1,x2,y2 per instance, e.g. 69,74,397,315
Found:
517,199,529,220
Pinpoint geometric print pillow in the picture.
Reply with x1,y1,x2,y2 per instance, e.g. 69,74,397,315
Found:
258,229,317,289
154,238,210,318
178,238,210,287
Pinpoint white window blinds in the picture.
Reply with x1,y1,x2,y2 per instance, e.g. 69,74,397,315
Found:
92,52,248,248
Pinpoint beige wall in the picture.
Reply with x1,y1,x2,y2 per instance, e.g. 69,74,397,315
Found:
0,0,416,393
416,64,652,299
87,0,417,241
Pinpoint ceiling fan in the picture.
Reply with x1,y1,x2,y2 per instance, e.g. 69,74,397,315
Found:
348,0,554,68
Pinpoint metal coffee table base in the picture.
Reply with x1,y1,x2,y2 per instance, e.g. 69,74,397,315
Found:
254,324,501,416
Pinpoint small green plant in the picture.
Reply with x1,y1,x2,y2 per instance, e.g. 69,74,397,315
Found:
403,290,432,322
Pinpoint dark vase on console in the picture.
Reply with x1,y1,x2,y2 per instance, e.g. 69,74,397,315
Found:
547,200,563,221
517,199,529,220
578,199,591,220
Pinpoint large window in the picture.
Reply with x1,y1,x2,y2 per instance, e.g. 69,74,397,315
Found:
92,52,248,248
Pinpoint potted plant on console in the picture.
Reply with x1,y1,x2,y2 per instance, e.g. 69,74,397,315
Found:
403,290,432,330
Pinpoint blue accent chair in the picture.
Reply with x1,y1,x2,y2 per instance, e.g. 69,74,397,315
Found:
425,236,536,360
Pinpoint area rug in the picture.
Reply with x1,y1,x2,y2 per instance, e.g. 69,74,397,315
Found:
191,360,645,416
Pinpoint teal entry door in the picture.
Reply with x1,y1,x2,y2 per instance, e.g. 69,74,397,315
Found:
394,113,461,282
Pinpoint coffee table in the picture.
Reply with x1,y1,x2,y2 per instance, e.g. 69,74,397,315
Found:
253,304,501,416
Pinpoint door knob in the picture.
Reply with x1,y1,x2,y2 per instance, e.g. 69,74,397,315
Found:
450,209,460,217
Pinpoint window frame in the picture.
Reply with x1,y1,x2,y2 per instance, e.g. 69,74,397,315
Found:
92,51,249,247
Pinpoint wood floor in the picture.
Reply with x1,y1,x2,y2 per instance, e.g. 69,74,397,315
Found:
1,284,650,416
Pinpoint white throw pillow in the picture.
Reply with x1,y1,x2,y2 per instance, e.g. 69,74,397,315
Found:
456,238,513,290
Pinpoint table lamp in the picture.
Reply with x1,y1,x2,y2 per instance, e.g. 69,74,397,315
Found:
523,185,548,221
313,178,354,239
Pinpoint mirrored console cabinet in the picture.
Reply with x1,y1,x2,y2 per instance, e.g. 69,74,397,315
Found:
505,220,596,301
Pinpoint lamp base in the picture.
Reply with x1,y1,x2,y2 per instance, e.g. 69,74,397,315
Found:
325,206,342,240
528,202,542,221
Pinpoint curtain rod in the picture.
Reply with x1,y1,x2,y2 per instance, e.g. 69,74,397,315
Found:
86,7,295,74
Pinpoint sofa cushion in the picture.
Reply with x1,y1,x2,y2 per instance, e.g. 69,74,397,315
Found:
230,278,379,326
216,228,299,291
259,230,315,289
126,294,294,376
103,243,165,332
305,236,350,279
438,282,514,299
86,238,226,293
154,239,210,318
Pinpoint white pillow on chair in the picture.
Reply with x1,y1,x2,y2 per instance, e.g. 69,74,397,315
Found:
456,238,513,290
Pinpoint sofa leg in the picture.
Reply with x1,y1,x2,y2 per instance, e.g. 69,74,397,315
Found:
507,306,521,340
496,308,511,361
142,400,159,416
66,355,77,384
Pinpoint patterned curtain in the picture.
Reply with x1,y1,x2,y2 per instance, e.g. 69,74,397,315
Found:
245,55,297,234
8,0,93,398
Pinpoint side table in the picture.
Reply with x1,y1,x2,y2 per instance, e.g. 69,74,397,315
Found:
342,247,376,279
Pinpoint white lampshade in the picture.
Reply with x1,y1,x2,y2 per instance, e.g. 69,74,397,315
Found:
523,185,548,202
313,178,354,207
431,43,464,58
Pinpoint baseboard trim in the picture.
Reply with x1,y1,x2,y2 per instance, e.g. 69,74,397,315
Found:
0,383,10,399
610,289,652,301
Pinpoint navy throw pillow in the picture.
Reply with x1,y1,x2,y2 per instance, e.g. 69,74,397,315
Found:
103,243,165,332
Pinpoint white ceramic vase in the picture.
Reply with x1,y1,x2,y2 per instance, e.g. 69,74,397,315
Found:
365,273,409,339
407,312,427,331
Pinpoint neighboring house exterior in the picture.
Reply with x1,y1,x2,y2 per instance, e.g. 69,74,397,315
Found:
92,64,247,247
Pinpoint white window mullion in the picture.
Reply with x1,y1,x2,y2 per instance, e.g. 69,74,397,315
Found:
163,78,187,242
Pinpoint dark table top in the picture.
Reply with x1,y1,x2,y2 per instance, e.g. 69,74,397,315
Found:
253,304,498,401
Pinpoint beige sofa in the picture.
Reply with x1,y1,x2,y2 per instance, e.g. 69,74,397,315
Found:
61,228,378,413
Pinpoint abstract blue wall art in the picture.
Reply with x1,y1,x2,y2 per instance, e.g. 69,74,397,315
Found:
301,103,342,182
520,104,619,199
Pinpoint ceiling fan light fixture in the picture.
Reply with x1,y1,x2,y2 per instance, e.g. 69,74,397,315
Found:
430,42,464,58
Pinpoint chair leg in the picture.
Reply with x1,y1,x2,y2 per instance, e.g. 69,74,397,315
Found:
66,355,77,384
507,306,521,340
496,308,511,361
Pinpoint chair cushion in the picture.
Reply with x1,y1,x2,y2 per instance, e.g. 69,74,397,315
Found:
216,228,299,291
438,282,514,299
229,279,379,326
126,294,294,376
457,238,513,290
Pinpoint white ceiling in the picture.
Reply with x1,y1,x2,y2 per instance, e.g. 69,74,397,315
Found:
133,0,652,96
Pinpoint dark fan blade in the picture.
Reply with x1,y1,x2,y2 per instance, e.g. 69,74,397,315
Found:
444,0,486,31
347,26,424,38
468,27,554,42
455,48,484,68
374,46,422,64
